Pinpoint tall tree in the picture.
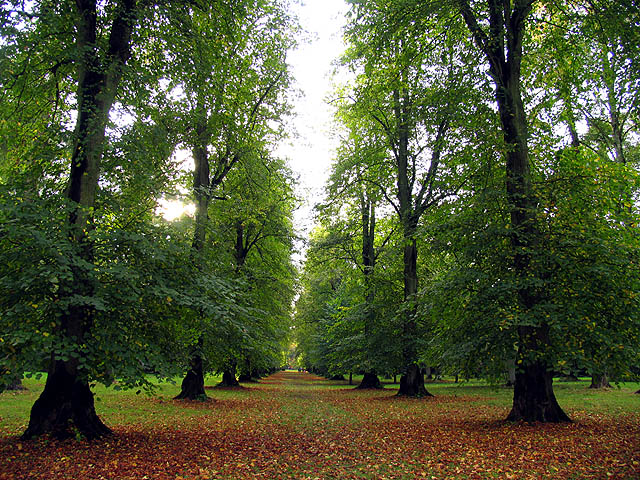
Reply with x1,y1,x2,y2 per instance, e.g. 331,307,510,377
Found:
320,124,394,389
163,0,296,399
456,0,570,422
342,3,480,395
20,0,140,439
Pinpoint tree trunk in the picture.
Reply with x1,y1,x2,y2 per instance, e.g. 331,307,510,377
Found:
507,358,570,423
23,358,111,440
425,366,433,380
4,372,26,391
7,380,26,391
177,107,211,400
358,195,383,391
356,371,382,389
398,364,432,397
24,0,136,440
396,235,432,397
590,373,611,389
217,366,239,387
505,358,517,387
174,351,206,400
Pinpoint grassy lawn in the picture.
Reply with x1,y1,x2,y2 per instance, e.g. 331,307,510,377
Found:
1,372,639,479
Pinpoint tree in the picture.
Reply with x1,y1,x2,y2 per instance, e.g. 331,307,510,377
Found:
210,155,297,387
160,0,296,399
453,0,571,422
14,0,142,439
319,120,397,388
0,0,238,439
340,2,484,395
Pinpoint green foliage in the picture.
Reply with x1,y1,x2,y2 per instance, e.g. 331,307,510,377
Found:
0,0,300,398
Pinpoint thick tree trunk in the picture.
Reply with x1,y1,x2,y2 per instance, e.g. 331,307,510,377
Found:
177,108,211,400
398,364,432,397
397,237,432,397
356,371,382,389
22,359,111,440
238,361,259,383
174,351,206,400
507,359,570,423
590,373,611,389
358,195,382,391
24,0,136,440
217,366,240,387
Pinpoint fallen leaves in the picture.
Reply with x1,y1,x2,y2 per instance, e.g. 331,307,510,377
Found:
1,372,639,479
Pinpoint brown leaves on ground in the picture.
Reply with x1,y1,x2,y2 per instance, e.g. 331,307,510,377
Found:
1,371,639,479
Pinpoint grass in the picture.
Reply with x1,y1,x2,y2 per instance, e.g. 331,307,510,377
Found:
1,372,639,479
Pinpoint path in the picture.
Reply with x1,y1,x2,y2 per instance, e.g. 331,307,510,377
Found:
1,371,639,479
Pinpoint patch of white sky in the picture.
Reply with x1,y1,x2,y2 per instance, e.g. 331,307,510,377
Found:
277,0,350,237
160,0,352,232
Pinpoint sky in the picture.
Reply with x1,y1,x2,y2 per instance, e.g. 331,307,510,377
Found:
278,0,350,236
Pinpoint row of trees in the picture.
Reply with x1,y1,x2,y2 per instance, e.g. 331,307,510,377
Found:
294,0,640,422
0,0,299,439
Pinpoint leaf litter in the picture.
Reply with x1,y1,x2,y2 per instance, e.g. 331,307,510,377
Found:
1,371,638,479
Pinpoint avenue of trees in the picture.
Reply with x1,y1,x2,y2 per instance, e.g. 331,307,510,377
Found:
294,0,640,422
1,0,639,444
0,0,298,439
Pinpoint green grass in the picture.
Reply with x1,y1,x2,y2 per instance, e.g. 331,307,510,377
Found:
0,373,226,435
1,371,639,479
331,374,640,414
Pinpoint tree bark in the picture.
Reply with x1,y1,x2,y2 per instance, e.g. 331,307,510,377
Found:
23,358,112,440
357,195,383,391
24,0,137,440
590,373,611,389
398,363,432,397
386,86,433,398
459,0,569,423
506,355,570,423
2,370,26,391
174,351,206,400
356,371,382,389
217,364,240,387
396,234,430,397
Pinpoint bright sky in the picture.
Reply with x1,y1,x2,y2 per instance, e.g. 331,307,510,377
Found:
279,0,349,236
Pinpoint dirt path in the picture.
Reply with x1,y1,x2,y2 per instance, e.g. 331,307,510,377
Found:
1,371,639,479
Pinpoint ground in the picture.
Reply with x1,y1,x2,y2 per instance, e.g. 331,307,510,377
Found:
1,371,639,479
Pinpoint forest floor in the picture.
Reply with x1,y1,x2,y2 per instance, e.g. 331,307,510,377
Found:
1,371,639,479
